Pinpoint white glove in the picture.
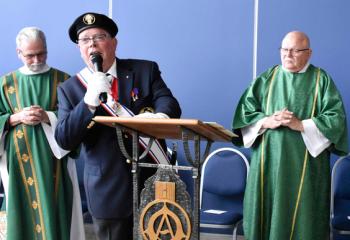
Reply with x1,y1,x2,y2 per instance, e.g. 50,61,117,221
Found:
84,72,111,107
134,112,170,119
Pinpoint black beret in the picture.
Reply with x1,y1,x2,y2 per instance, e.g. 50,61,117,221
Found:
69,12,118,43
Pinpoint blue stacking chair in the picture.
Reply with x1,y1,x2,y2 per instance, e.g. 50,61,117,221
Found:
331,153,350,240
199,147,249,239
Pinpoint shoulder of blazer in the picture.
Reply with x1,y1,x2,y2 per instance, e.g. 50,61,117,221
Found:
117,58,156,71
58,75,86,97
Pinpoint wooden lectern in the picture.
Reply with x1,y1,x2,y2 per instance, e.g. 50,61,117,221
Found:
93,117,236,239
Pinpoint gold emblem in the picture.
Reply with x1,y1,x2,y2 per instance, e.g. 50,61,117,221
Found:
139,107,154,114
87,121,95,129
139,181,191,240
7,86,15,94
16,130,24,139
27,177,34,186
35,224,42,233
22,153,29,163
83,14,95,25
32,201,38,209
113,102,121,112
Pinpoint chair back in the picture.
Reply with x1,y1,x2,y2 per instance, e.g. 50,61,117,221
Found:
331,153,350,236
200,147,249,211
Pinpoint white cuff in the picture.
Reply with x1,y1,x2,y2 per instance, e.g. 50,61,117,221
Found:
41,111,70,159
301,119,331,157
241,118,267,148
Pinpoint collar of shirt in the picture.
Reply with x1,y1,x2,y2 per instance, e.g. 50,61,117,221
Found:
281,62,310,73
19,64,51,75
106,59,117,78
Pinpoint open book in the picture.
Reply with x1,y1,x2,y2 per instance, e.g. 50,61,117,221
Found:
204,122,238,138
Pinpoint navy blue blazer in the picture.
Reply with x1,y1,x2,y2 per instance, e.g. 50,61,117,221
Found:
55,59,181,218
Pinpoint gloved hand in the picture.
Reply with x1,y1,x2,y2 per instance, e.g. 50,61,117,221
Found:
84,72,111,107
134,112,170,119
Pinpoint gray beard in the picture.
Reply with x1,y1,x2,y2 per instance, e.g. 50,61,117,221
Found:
28,63,46,72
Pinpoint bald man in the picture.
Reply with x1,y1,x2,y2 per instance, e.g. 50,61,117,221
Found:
232,31,348,239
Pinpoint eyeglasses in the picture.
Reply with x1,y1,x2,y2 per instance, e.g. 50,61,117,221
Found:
280,47,310,55
20,50,47,60
77,33,110,45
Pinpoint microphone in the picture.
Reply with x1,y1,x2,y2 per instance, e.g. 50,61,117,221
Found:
90,53,107,103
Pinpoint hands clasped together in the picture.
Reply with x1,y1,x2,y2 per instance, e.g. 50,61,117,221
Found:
10,105,49,126
262,108,304,132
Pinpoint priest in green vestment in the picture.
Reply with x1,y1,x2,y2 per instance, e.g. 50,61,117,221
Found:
232,31,348,240
0,27,84,239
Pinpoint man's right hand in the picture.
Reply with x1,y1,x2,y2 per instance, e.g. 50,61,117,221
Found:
262,108,303,132
262,108,288,130
84,72,111,107
262,114,282,130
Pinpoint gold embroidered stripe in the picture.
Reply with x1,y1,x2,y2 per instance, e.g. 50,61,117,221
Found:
260,66,279,239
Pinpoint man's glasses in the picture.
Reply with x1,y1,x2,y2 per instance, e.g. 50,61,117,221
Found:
20,50,47,60
280,47,310,56
77,33,110,45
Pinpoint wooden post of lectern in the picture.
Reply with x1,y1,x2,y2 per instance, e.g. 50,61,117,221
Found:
93,117,235,240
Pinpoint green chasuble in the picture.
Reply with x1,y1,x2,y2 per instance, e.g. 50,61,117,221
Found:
232,64,348,240
0,68,73,240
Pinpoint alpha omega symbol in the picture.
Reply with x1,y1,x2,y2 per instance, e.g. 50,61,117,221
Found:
139,181,191,240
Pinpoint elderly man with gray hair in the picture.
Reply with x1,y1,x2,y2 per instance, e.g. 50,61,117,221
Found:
0,27,84,239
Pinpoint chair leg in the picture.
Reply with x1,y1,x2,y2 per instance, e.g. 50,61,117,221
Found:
233,226,237,240
233,219,243,240
330,227,333,240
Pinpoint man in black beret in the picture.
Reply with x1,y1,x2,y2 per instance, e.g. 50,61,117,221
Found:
68,12,118,43
55,12,181,239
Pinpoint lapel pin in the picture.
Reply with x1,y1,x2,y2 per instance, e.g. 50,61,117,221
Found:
131,88,139,101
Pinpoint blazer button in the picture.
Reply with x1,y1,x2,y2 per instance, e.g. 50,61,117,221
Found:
87,121,95,129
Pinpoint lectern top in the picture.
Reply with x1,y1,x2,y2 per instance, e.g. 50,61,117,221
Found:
93,117,237,142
